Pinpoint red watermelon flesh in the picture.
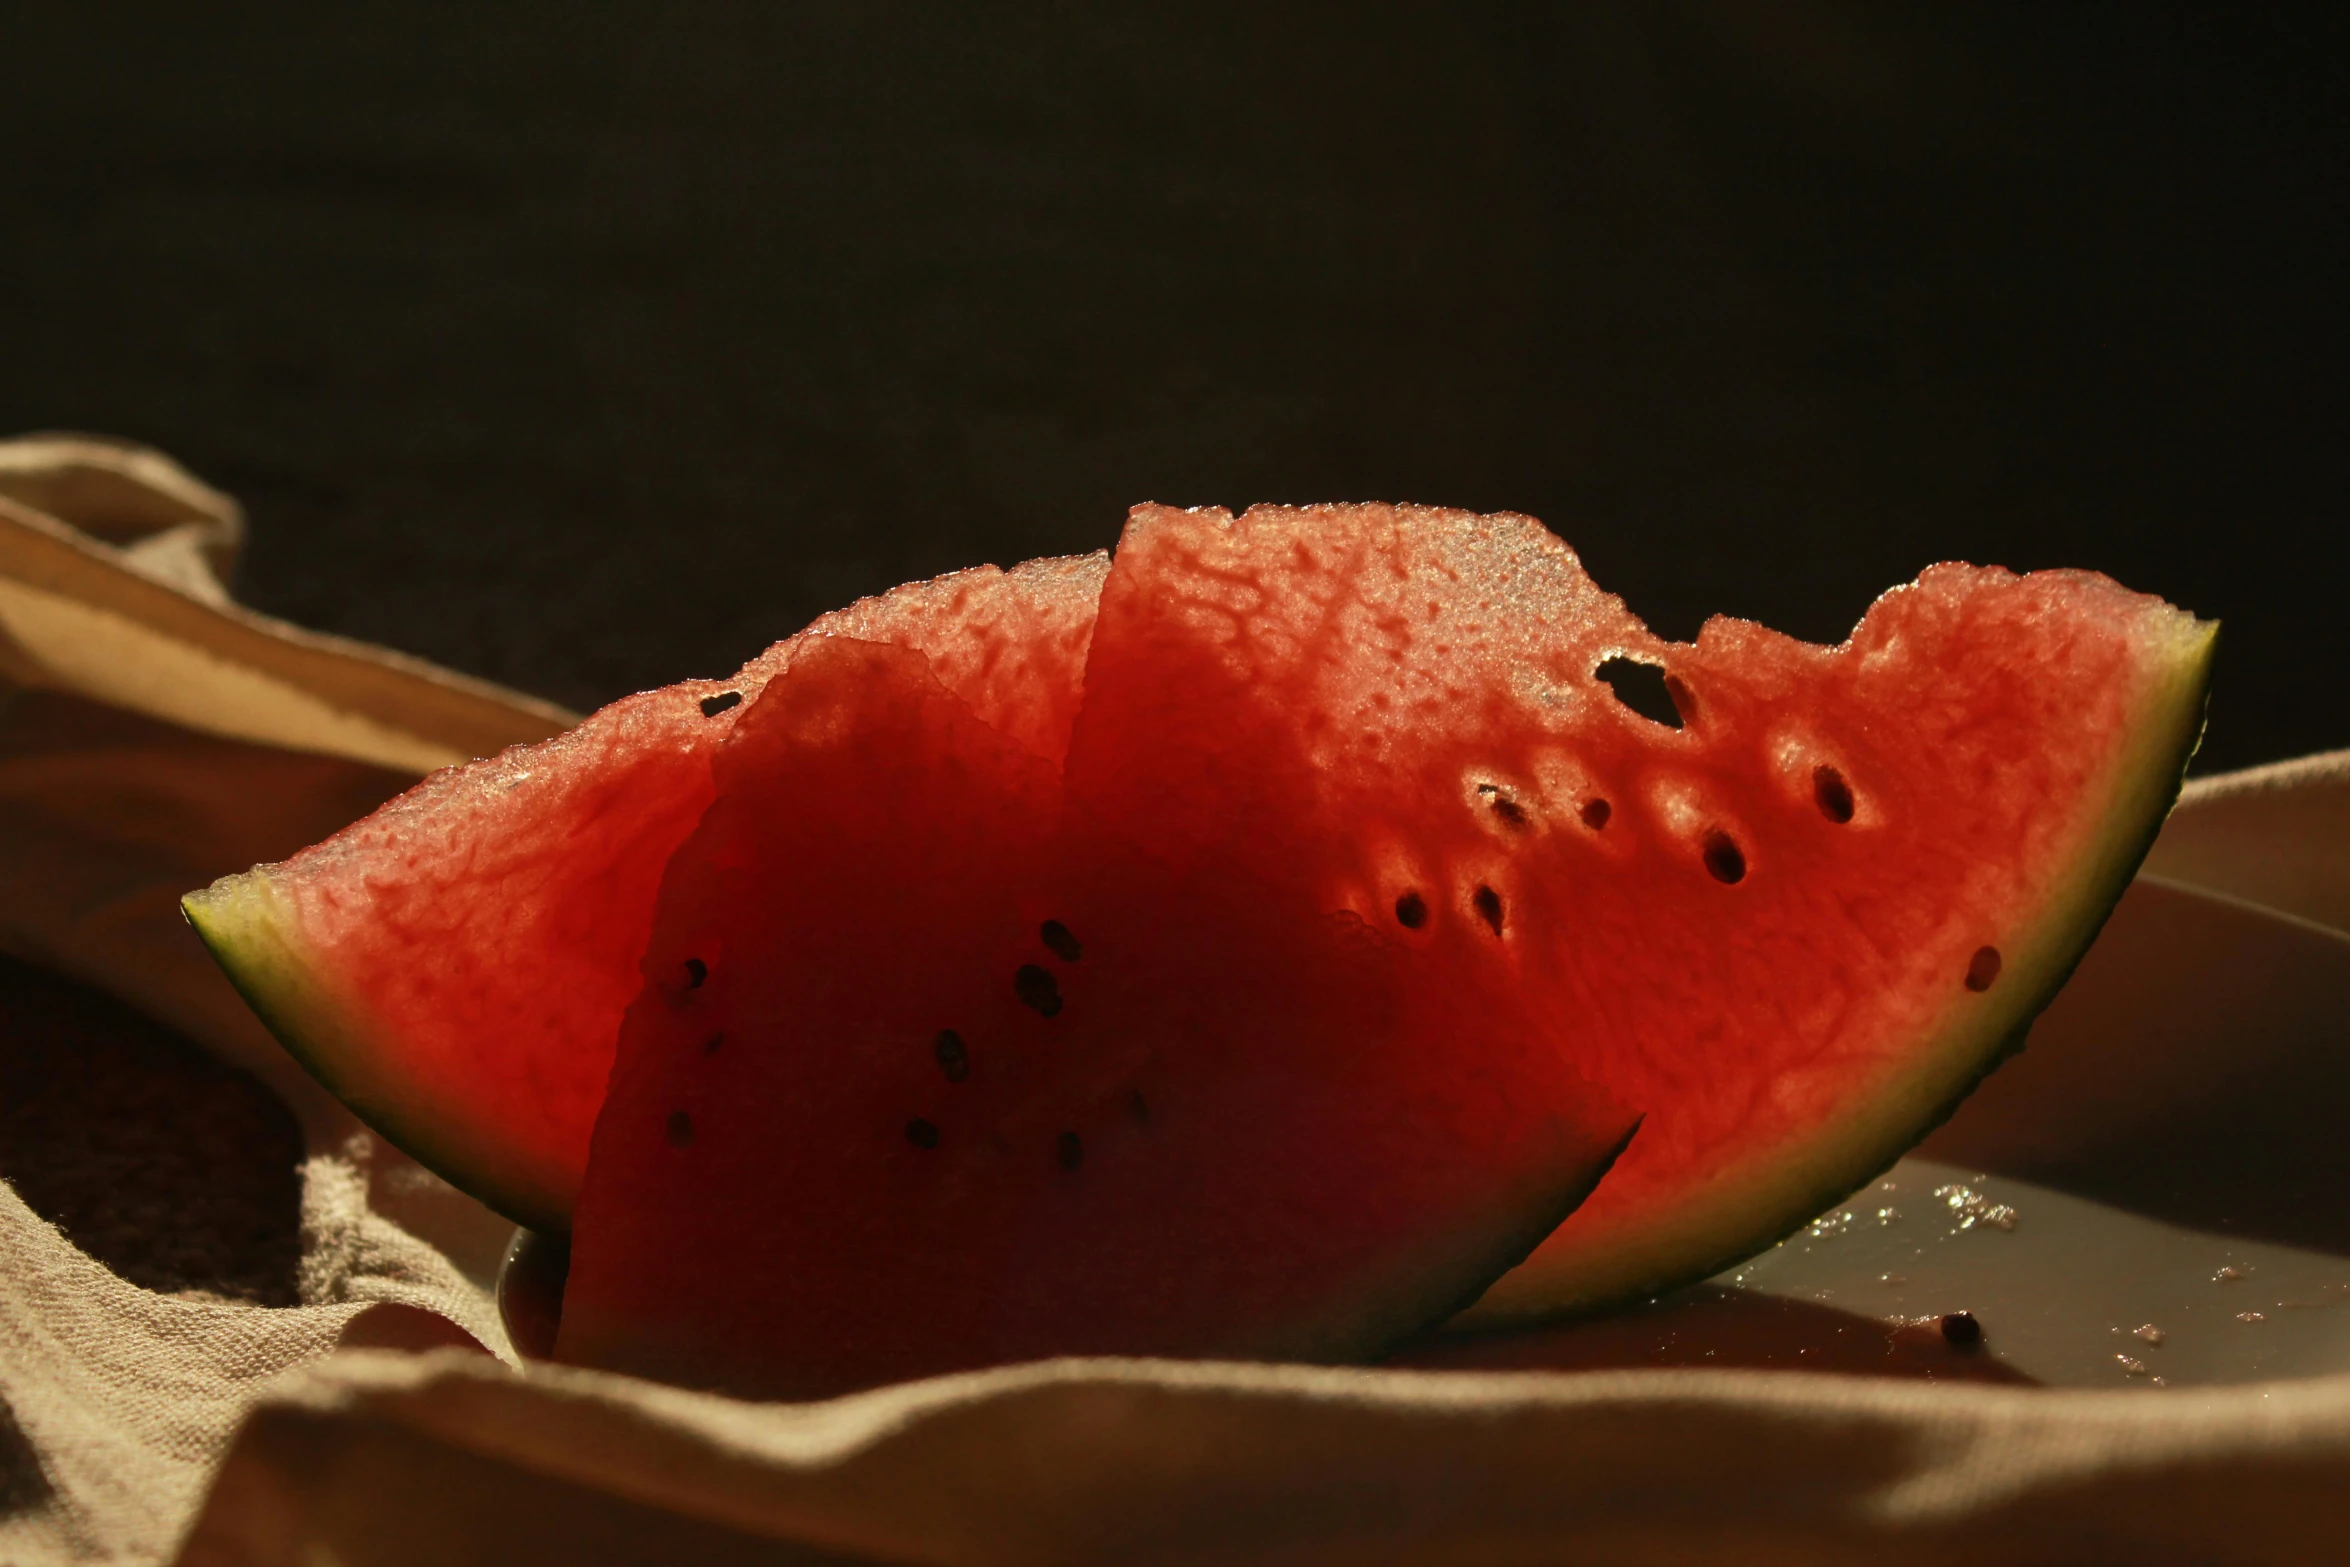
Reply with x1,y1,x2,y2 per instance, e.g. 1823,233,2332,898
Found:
183,553,1107,1231
555,636,1636,1397
1069,503,2212,1324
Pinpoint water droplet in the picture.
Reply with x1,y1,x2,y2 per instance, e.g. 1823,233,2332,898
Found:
1933,1183,2018,1232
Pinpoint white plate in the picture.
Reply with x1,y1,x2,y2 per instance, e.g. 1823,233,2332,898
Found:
1413,877,2350,1388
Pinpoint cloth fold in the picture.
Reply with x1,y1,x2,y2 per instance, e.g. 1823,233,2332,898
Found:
176,1349,2350,1567
0,432,2342,1564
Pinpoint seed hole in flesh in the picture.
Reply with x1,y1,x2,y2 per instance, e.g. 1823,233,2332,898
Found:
1057,1131,1084,1170
1940,1311,1983,1347
1040,919,1083,962
665,1110,693,1148
1580,798,1612,831
1814,764,1856,824
1476,783,1531,832
1595,658,1684,729
1965,946,2003,992
1662,674,1698,724
702,1033,724,1056
906,1117,940,1150
1702,831,1746,885
682,958,708,989
1472,884,1504,935
699,690,743,718
1394,891,1428,929
1015,964,1063,1017
933,1029,970,1082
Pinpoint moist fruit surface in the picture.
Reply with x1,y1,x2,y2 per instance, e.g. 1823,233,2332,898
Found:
184,554,1106,1230
1065,504,2210,1321
554,635,1634,1396
189,501,2211,1370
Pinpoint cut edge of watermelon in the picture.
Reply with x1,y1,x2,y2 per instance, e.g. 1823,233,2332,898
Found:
1341,1111,1645,1361
1453,613,2219,1329
182,869,571,1233
1179,1108,1647,1378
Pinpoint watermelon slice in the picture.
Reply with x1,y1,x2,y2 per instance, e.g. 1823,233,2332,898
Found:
553,636,1635,1396
1066,504,2213,1324
182,553,1107,1231
185,498,2213,1381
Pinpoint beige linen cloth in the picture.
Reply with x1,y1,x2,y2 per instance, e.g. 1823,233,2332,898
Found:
0,433,2346,1565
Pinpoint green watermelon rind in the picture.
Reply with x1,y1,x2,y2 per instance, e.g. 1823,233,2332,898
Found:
1238,1115,1644,1371
182,870,573,1235
1455,615,2220,1329
187,592,2217,1345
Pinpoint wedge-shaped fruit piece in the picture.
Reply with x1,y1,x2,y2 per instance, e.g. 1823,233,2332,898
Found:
1064,503,2212,1323
556,637,1634,1397
183,554,1107,1231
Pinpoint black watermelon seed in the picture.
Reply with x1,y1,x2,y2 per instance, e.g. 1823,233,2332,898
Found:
1472,884,1504,935
1395,891,1428,929
1580,798,1612,831
906,1117,940,1150
1477,784,1531,831
682,958,708,989
1015,964,1063,1017
1965,946,2003,992
1040,919,1083,962
1129,1089,1150,1125
1814,764,1856,824
665,1110,693,1148
702,1033,724,1056
1940,1310,1983,1346
1057,1131,1084,1170
1702,832,1746,885
699,691,743,717
933,1029,971,1081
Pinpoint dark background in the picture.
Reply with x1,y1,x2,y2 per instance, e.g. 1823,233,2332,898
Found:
1,3,2340,772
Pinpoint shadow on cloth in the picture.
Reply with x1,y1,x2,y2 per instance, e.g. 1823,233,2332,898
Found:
0,954,304,1306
